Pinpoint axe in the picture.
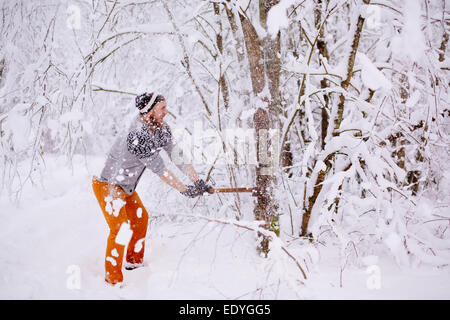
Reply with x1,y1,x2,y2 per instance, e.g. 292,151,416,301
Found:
210,187,258,196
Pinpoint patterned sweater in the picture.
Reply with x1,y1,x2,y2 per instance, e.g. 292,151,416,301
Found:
98,116,188,195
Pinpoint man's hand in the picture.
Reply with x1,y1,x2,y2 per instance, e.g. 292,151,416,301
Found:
194,179,213,194
181,185,202,198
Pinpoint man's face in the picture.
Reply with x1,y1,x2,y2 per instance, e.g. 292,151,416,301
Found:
142,100,167,124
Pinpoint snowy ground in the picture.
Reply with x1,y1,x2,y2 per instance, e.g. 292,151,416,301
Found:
1,155,449,300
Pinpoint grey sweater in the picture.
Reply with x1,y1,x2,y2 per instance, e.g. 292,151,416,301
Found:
98,116,187,195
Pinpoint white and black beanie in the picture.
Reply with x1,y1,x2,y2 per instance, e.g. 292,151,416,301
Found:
135,92,165,114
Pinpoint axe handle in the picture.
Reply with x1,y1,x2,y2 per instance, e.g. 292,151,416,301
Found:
212,187,254,193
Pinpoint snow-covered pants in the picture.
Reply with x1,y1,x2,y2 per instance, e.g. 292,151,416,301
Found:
92,178,149,285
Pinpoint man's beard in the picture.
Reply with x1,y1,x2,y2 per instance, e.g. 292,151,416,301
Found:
148,115,164,129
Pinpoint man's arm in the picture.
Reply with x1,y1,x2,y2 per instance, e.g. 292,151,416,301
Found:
160,169,205,198
162,129,199,182
127,125,202,197
159,169,187,193
162,125,212,194
182,164,199,183
182,164,213,194
161,164,213,196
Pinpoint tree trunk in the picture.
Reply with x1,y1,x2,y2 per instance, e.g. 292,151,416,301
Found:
260,0,293,175
315,0,330,150
302,4,367,236
213,3,230,111
260,0,281,116
253,107,276,256
333,13,365,134
224,2,246,64
439,32,448,62
239,12,265,95
239,2,284,254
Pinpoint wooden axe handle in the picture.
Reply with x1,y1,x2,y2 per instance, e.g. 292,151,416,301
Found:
211,187,254,193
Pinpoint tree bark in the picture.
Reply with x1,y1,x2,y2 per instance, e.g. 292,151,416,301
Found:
214,3,230,111
439,33,448,62
333,13,366,134
260,0,293,175
301,3,367,236
254,107,276,256
239,12,265,95
300,153,334,237
239,2,284,254
260,0,282,116
315,0,330,150
224,2,246,64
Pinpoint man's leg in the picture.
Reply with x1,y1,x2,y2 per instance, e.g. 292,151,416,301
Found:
125,191,149,266
92,178,129,285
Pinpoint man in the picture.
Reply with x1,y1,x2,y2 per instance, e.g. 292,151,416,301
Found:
92,92,212,286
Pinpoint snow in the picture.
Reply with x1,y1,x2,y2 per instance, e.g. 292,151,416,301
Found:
239,108,256,120
405,91,421,108
391,0,426,63
115,223,133,246
0,0,448,301
136,207,143,218
106,257,117,267
358,53,392,91
2,103,31,152
112,23,174,36
104,197,126,218
384,232,403,254
267,0,297,38
134,239,144,253
60,111,84,123
0,155,449,299
361,255,379,266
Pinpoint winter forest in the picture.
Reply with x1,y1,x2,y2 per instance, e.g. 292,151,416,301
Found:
0,0,449,299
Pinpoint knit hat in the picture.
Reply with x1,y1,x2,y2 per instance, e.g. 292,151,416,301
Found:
135,92,165,114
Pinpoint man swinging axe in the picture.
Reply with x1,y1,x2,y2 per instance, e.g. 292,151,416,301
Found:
92,92,214,286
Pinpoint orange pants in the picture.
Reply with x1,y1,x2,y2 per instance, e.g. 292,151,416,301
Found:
92,178,149,284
